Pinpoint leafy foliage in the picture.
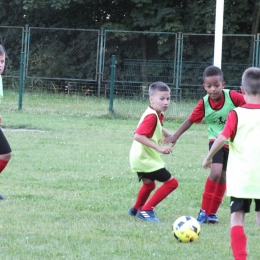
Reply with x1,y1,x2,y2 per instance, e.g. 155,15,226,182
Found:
0,0,258,34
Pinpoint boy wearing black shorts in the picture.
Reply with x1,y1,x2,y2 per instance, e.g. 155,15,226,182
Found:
164,66,245,224
128,82,178,222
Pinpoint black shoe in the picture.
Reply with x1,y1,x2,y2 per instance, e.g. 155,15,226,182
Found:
0,193,4,200
128,206,138,216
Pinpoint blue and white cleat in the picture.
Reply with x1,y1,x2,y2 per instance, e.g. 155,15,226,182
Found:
207,213,219,224
136,210,160,222
196,209,208,224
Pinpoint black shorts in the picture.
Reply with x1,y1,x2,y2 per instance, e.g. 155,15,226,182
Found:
230,197,260,213
0,129,11,154
137,168,172,182
209,142,229,171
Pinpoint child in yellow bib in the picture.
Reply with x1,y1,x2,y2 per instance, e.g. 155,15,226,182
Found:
128,82,178,222
203,67,260,260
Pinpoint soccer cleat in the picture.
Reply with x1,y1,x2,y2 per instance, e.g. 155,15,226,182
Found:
196,209,208,224
207,213,219,224
0,193,4,200
136,210,160,222
128,206,138,216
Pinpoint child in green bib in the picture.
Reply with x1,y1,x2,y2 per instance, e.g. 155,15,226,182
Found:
164,66,245,224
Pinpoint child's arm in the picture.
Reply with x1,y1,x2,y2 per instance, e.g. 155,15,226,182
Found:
202,135,227,168
134,133,172,154
162,128,171,138
163,118,193,146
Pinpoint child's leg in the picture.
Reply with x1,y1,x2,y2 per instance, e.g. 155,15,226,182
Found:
208,173,226,215
0,129,12,173
0,154,11,172
200,177,218,215
257,211,260,226
0,154,12,200
201,162,223,213
141,177,178,211
133,180,156,210
230,211,247,260
201,144,226,218
255,199,260,226
0,129,12,200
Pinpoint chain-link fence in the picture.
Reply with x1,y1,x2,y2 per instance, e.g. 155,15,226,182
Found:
0,26,258,119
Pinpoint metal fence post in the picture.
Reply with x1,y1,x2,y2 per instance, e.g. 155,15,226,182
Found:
24,24,29,78
18,52,25,110
175,32,183,101
108,55,116,113
98,28,105,97
255,34,259,67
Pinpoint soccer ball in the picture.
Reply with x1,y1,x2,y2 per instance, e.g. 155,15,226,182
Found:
172,216,200,243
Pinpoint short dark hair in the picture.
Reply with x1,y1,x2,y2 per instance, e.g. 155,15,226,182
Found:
148,81,170,96
242,67,260,95
203,66,224,81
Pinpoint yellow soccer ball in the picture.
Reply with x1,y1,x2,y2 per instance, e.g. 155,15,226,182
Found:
172,216,200,242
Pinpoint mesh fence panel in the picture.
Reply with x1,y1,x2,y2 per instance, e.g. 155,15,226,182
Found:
27,28,99,80
0,26,257,120
0,26,24,78
181,34,214,100
221,34,254,89
102,30,177,107
23,79,97,96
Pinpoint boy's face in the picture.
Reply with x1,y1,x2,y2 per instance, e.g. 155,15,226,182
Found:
202,75,225,101
0,54,5,75
149,90,170,113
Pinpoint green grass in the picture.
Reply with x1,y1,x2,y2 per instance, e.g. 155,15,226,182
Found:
3,90,195,121
0,90,258,259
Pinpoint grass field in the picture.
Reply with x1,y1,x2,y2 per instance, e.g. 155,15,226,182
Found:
0,91,258,259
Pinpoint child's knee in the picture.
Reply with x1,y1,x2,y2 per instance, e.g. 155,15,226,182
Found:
144,181,156,191
166,177,178,189
0,152,12,162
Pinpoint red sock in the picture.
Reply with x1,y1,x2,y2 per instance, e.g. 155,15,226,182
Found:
133,182,156,210
201,177,218,215
209,182,226,214
230,226,247,260
141,178,178,211
0,160,8,173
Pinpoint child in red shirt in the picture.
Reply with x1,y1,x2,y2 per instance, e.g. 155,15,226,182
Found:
164,66,245,224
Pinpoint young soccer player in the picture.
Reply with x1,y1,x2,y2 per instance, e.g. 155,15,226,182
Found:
202,67,260,260
0,45,12,199
128,81,178,222
164,66,245,224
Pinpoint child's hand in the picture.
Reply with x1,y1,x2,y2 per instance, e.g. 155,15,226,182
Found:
157,146,172,154
202,157,212,168
0,115,2,124
163,135,178,147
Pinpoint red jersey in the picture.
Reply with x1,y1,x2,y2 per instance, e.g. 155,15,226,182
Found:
189,90,245,148
221,103,260,140
135,107,164,138
189,90,245,123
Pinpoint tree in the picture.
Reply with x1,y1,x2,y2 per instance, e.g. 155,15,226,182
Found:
0,0,259,35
